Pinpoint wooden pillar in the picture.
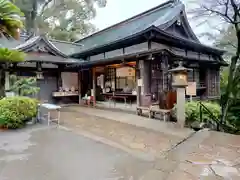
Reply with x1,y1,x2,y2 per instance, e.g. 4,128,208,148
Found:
216,67,220,96
139,59,151,107
78,71,81,104
136,60,140,106
92,67,96,106
206,68,212,97
143,60,151,95
114,68,117,91
161,55,169,91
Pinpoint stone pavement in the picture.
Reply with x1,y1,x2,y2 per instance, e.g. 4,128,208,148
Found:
153,130,240,180
0,125,154,180
56,106,240,179
63,106,193,138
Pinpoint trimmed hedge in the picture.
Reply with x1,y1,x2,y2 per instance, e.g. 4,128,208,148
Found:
0,96,38,129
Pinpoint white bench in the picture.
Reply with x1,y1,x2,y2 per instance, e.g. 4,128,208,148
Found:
38,103,61,126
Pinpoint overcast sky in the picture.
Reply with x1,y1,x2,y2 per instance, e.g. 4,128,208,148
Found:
90,0,216,45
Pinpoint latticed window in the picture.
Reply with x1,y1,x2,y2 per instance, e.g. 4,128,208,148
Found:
105,67,116,90
150,56,170,101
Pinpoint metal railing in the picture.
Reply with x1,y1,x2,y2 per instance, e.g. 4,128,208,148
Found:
199,101,221,131
198,101,239,133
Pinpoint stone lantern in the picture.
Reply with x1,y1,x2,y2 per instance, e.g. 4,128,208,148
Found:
168,61,191,127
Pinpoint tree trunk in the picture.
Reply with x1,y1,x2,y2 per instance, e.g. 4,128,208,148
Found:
31,0,38,34
0,67,6,99
221,29,240,123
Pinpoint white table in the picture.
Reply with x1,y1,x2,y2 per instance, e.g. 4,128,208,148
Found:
38,103,61,126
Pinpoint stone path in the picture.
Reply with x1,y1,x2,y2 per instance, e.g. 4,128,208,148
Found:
154,130,240,180
0,125,154,180
59,108,188,160
63,106,193,138
55,106,240,179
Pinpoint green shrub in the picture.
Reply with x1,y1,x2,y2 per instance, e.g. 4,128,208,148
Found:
172,101,221,126
0,96,38,129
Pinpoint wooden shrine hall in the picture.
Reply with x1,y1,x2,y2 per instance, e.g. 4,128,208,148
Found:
1,0,227,114
70,0,227,110
1,33,83,104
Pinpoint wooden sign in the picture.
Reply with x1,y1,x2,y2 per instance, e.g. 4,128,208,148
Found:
95,66,105,72
137,78,143,87
186,82,196,96
116,67,135,77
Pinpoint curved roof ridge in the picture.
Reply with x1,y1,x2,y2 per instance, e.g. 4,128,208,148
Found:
14,35,41,50
14,34,68,58
41,35,68,58
75,0,176,43
150,1,184,29
180,8,200,42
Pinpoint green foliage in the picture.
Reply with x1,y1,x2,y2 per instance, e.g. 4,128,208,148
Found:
0,48,25,62
0,96,38,129
15,0,106,41
172,101,221,126
227,100,240,131
220,67,229,94
9,75,40,96
0,0,24,37
220,67,240,132
186,101,221,125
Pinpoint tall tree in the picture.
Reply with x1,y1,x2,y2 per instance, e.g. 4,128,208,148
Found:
0,0,25,98
190,0,240,125
15,0,107,41
0,0,23,39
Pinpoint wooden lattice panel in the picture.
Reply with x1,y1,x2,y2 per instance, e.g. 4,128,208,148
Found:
207,69,218,97
151,59,162,100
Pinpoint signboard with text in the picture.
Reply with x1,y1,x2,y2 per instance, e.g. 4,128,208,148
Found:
186,82,196,96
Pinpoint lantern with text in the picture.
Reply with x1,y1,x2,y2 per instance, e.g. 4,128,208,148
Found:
168,62,190,87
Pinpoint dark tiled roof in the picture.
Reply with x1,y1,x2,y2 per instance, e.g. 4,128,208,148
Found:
51,39,82,55
14,34,68,57
74,0,184,53
72,0,225,57
0,34,83,64
1,33,82,56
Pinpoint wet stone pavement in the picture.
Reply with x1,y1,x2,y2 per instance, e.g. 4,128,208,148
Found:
0,125,153,180
58,108,240,180
1,106,240,180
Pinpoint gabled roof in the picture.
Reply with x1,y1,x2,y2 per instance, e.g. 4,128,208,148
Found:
1,33,83,56
14,34,68,57
0,33,83,64
73,0,199,54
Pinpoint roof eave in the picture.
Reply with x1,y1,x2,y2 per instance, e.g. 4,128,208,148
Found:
151,26,225,56
71,25,225,58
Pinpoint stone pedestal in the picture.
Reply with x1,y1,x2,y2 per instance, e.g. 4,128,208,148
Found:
176,87,186,128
